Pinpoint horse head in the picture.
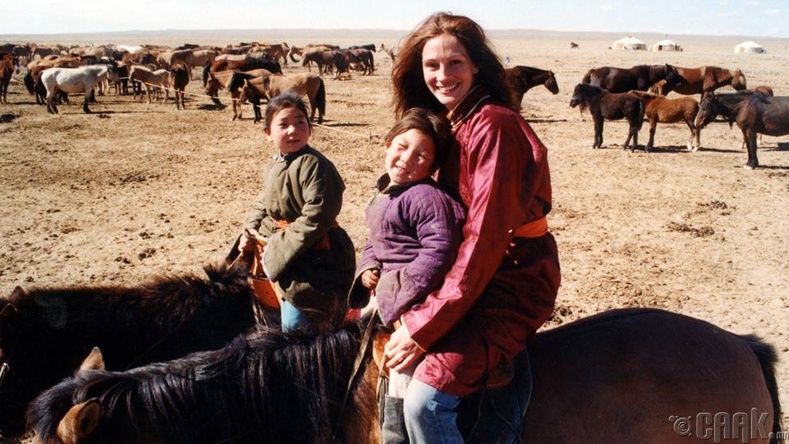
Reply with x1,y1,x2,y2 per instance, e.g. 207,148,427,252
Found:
694,93,722,129
544,71,560,95
732,68,747,91
569,83,598,112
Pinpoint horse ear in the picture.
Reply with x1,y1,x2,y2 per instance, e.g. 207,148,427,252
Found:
78,347,105,372
56,399,102,443
0,302,17,323
8,286,27,304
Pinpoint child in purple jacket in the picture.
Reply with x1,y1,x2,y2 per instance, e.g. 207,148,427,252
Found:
348,108,466,443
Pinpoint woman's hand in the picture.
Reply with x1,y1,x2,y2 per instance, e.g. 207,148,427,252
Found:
383,324,425,373
361,269,380,290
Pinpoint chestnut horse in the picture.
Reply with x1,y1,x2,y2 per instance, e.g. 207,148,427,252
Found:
0,52,16,104
629,90,700,151
0,262,260,441
660,66,747,95
238,72,326,124
505,66,559,105
570,83,645,151
27,308,782,444
581,64,680,93
695,91,789,169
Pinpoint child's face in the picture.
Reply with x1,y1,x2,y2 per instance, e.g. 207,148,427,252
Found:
385,128,436,185
265,107,310,154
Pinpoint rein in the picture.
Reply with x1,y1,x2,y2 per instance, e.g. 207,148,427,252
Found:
332,311,378,443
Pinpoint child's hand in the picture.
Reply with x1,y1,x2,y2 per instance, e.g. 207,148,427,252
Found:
361,269,380,290
239,228,265,252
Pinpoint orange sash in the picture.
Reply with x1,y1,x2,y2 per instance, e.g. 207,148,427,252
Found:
511,216,548,238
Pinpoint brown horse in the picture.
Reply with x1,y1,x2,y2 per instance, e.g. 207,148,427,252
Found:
569,83,645,151
203,56,282,87
581,64,680,93
239,72,326,124
0,52,16,104
505,66,559,105
661,66,747,95
204,68,272,106
169,60,190,110
0,262,261,441
629,90,701,151
26,308,782,444
695,91,789,169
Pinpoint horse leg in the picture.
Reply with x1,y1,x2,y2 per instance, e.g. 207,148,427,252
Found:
46,88,58,114
593,116,603,149
647,119,657,152
82,90,92,113
684,118,699,151
744,130,759,169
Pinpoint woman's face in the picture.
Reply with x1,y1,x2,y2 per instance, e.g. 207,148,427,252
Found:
421,34,478,110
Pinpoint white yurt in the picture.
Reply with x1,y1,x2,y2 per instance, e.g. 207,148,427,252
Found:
612,36,647,51
734,41,766,54
651,39,681,52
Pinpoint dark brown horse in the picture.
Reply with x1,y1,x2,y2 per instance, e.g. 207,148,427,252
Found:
661,66,747,95
27,308,782,444
169,60,190,110
505,66,559,105
581,64,680,93
0,262,260,441
629,90,700,151
569,83,645,151
695,91,789,169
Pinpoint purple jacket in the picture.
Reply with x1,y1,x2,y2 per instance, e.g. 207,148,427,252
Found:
349,175,466,326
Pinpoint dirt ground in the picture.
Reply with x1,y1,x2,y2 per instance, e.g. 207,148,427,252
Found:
1,29,788,428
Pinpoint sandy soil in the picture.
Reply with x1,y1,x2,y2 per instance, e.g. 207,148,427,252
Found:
1,29,788,427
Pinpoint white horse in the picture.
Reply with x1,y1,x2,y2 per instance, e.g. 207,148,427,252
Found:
41,64,118,114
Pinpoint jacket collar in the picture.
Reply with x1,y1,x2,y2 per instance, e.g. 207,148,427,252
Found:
446,85,491,132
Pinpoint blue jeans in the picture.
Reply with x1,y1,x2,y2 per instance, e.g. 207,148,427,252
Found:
280,299,312,333
403,379,463,444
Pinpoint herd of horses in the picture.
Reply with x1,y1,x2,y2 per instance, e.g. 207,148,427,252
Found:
571,63,789,169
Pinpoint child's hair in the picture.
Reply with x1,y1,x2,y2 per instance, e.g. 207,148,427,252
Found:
264,92,311,132
384,108,452,169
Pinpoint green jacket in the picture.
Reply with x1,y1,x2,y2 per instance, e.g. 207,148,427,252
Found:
244,145,355,313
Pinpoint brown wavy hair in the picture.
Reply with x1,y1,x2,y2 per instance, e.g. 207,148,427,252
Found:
392,12,516,119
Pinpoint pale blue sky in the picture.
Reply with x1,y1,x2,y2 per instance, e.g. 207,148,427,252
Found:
2,0,787,37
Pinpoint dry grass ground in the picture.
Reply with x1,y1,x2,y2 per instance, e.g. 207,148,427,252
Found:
1,28,788,430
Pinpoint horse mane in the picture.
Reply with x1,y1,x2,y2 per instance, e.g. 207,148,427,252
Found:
27,323,372,443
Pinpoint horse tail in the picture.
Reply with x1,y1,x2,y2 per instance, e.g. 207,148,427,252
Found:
202,64,210,87
635,98,645,131
743,335,783,442
23,71,34,95
315,78,326,119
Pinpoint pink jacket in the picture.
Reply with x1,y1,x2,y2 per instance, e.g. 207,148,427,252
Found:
401,89,561,395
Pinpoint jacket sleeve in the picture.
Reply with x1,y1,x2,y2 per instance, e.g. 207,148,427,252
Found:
375,188,465,325
402,109,549,350
264,155,345,281
347,239,380,309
